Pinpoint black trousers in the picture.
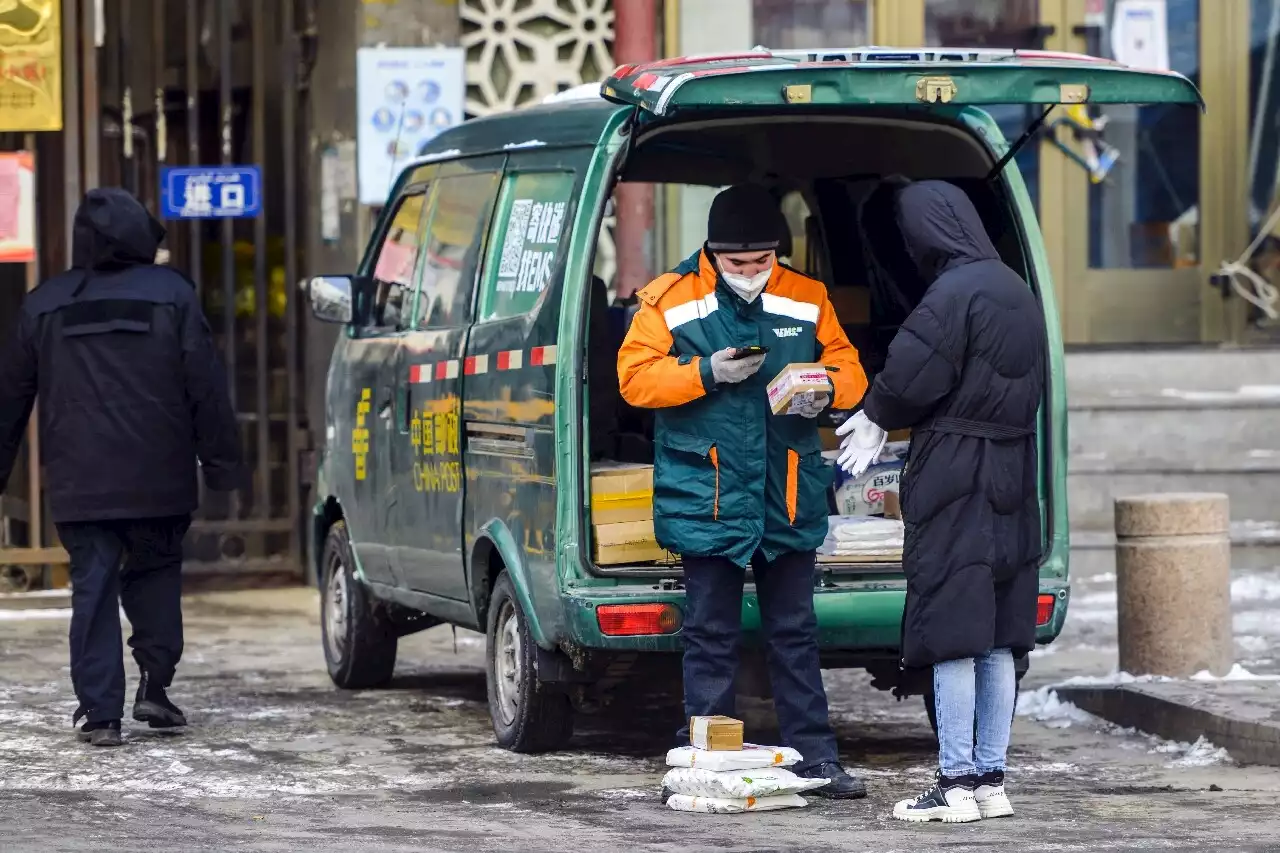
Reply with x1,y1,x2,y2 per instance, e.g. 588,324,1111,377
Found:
56,515,191,724
677,549,838,769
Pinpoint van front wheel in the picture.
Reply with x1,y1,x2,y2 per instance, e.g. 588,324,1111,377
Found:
485,572,573,753
320,521,398,689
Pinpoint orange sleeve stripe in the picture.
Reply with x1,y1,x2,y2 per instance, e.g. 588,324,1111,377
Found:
617,301,708,409
815,294,868,410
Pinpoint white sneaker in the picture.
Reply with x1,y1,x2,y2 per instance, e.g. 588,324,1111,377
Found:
892,773,981,823
974,771,1014,819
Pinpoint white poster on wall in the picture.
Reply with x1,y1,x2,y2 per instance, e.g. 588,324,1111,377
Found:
356,47,465,206
1111,0,1170,72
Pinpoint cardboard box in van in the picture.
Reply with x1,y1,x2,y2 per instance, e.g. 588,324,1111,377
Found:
590,462,654,524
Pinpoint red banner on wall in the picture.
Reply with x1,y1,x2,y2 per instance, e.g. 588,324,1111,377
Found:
0,151,35,264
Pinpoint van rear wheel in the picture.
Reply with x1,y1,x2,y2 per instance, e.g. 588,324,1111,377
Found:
485,571,573,753
320,521,398,689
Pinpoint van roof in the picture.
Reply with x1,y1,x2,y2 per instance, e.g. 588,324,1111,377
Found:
411,96,625,165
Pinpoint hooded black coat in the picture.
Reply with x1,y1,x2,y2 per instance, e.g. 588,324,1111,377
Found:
861,181,1046,668
0,188,243,523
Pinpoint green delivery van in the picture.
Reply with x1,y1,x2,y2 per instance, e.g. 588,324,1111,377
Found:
307,46,1202,752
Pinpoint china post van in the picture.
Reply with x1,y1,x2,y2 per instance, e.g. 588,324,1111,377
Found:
307,47,1202,752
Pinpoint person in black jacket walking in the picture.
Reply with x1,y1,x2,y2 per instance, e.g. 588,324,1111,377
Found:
0,188,243,746
838,180,1046,823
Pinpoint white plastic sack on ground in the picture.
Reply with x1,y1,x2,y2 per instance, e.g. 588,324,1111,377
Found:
665,743,803,771
662,766,829,799
667,793,808,814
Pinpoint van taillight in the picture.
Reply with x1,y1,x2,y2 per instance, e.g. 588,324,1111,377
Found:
1036,594,1056,627
597,603,683,636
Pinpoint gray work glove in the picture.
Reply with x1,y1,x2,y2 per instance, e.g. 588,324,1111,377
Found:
709,347,766,385
792,391,831,419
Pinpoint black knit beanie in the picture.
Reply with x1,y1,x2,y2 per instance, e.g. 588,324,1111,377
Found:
706,184,781,253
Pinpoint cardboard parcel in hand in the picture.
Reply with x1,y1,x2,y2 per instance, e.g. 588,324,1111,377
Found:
767,363,831,416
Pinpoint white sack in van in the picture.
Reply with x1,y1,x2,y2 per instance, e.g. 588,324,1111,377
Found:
662,766,829,799
665,743,802,771
667,793,808,814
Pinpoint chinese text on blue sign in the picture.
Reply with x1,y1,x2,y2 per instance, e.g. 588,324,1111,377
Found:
161,166,262,219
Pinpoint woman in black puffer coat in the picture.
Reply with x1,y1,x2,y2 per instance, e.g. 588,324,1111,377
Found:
860,181,1046,824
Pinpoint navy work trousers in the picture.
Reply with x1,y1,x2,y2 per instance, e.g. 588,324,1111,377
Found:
677,549,838,769
56,515,191,724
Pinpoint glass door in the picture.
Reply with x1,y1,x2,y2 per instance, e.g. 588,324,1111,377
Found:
1057,0,1211,344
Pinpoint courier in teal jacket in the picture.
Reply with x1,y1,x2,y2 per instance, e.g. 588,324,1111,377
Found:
616,184,869,797
617,205,867,568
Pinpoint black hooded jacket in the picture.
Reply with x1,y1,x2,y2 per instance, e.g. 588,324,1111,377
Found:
861,181,1047,668
0,188,243,523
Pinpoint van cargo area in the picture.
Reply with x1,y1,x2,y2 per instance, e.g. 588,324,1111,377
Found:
583,112,1039,576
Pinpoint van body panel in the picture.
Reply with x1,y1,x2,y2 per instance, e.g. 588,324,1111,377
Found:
472,518,551,647
561,580,1069,652
389,156,506,600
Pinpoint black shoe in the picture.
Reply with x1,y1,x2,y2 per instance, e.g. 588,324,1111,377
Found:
77,720,123,747
660,785,675,805
797,761,868,800
132,671,187,729
892,771,981,823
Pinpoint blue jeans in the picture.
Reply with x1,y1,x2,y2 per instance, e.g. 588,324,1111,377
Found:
933,648,1015,777
677,550,838,770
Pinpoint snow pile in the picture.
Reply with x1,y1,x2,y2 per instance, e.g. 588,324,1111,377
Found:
1152,736,1232,768
1190,663,1280,682
1017,684,1234,768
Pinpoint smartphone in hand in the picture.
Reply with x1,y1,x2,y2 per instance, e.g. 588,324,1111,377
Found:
731,345,769,360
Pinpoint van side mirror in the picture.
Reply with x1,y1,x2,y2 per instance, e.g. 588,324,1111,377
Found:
307,275,355,324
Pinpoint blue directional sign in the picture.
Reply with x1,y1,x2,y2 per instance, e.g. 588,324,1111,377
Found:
160,166,262,219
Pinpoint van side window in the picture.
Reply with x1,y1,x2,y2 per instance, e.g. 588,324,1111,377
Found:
478,170,577,321
368,191,428,330
413,171,501,329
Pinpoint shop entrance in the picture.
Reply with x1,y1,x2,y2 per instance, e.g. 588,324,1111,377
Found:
873,0,1235,345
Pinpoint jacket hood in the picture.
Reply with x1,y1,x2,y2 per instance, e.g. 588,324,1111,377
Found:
71,188,166,271
894,180,998,283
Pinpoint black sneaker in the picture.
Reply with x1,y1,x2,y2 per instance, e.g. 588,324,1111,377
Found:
797,761,868,800
132,671,188,729
77,720,123,747
974,770,1014,818
892,771,981,823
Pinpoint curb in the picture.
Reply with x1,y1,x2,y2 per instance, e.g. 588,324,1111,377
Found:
1057,682,1280,767
0,590,73,612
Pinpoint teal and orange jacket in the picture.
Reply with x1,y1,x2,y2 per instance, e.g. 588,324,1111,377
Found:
617,249,867,567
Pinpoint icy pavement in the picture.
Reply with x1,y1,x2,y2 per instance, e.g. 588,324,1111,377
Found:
3,589,1280,851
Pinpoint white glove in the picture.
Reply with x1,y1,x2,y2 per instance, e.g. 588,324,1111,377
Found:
709,347,766,385
835,411,887,478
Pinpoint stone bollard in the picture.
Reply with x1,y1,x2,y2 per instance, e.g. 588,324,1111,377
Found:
1114,493,1233,678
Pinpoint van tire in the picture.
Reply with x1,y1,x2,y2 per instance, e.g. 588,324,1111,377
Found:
485,571,573,753
320,521,398,689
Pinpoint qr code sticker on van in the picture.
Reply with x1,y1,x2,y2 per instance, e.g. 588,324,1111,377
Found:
499,199,533,278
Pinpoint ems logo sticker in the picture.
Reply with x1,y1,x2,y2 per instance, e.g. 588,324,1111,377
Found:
773,326,803,338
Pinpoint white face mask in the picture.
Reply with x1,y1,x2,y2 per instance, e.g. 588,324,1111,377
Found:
722,266,772,302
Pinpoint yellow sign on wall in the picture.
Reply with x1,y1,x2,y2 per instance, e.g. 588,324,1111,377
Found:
0,0,62,132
